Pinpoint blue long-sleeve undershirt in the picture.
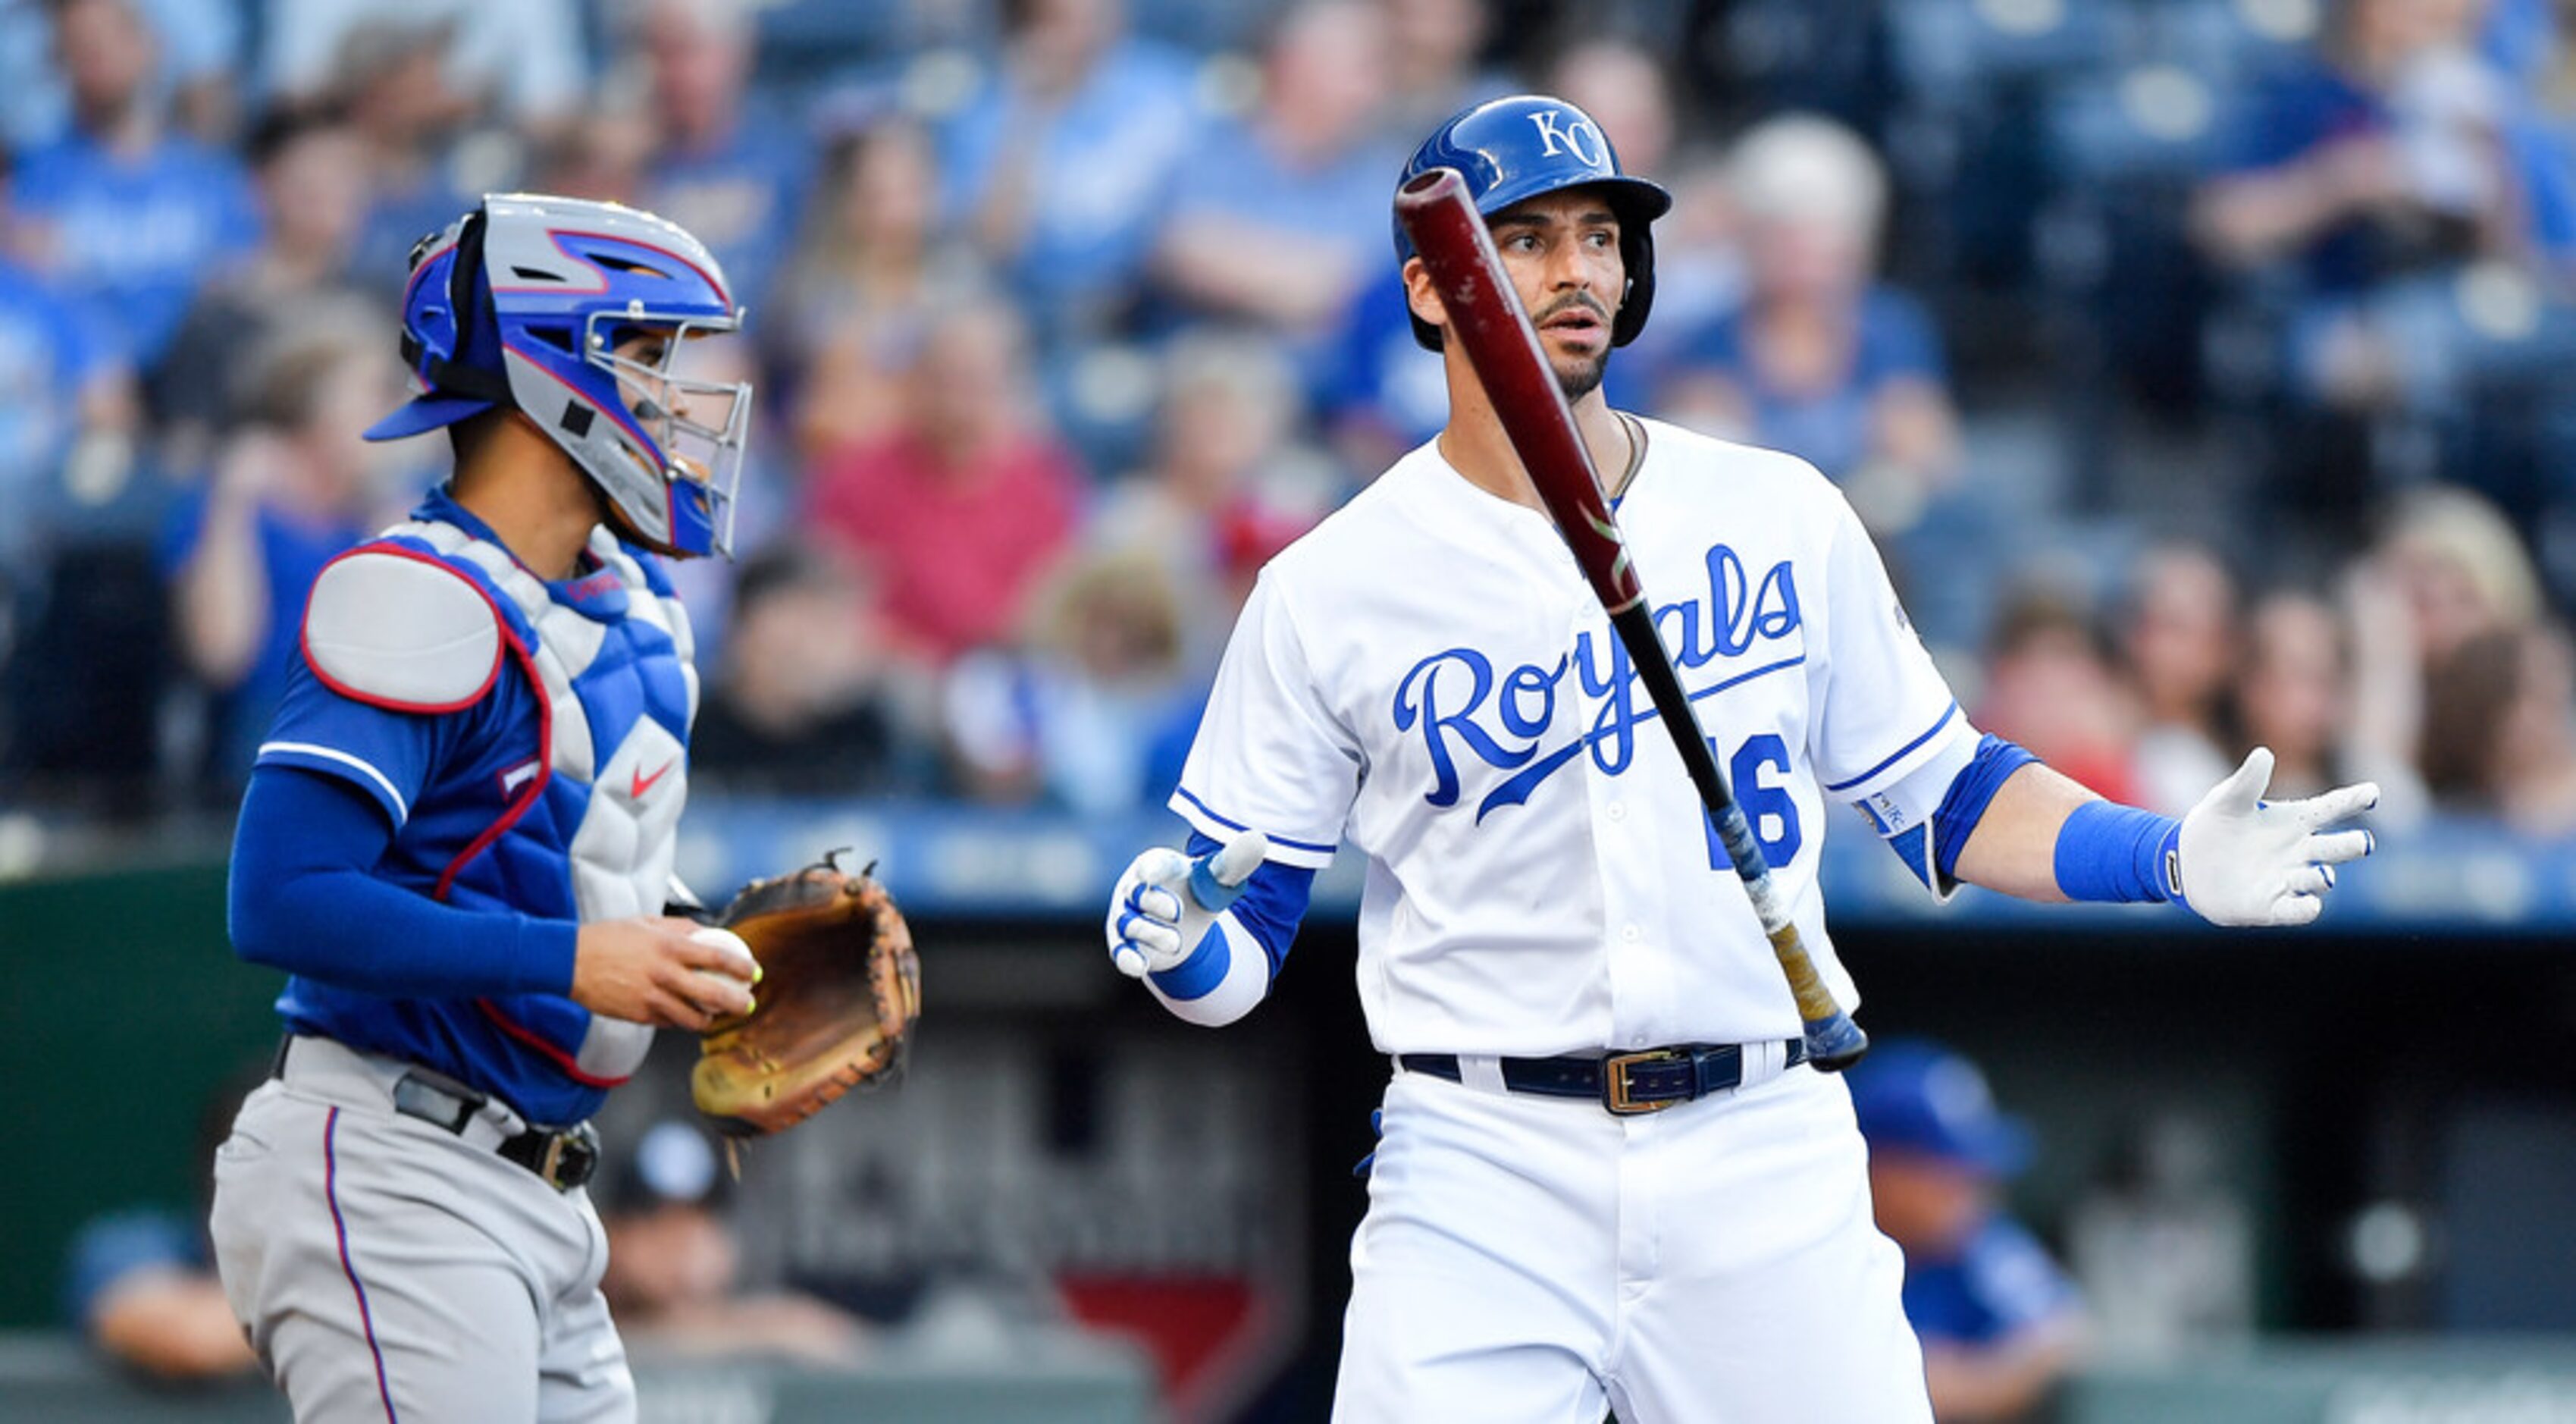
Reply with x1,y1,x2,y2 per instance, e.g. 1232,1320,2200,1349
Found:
1183,830,1315,976
228,765,579,998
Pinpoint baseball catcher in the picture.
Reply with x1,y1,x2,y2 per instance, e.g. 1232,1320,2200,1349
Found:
691,856,921,1138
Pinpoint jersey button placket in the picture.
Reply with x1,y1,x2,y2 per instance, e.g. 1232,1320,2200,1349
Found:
1580,605,1653,1054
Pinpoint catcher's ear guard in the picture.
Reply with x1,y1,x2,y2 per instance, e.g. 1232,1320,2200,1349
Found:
691,861,920,1140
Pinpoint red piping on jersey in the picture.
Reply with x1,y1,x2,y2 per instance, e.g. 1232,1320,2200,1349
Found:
409,540,636,1092
473,998,632,1087
450,619,636,1091
432,613,550,904
300,544,505,715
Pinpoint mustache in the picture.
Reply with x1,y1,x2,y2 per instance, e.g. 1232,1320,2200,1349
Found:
1536,294,1612,325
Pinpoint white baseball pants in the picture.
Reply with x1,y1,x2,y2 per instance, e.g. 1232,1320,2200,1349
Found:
1334,1057,1932,1422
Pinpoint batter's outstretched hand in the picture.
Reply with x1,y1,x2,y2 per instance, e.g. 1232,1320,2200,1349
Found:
2176,748,2379,927
571,915,759,1029
1106,830,1269,978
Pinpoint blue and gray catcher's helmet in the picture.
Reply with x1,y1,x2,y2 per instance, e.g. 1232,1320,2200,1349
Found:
1394,95,1673,352
364,193,753,560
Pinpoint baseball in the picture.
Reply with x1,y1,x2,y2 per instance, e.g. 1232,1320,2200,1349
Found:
688,926,758,986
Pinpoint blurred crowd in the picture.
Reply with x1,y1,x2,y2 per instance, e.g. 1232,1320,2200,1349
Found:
1,0,2574,852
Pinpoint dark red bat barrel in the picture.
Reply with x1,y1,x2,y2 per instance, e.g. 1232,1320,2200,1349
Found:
1393,168,1642,614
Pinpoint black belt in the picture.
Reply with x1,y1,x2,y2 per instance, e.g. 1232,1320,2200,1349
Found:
274,1037,600,1192
1398,1040,1808,1116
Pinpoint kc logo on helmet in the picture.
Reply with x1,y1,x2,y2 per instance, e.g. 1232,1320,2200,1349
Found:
1528,110,1605,166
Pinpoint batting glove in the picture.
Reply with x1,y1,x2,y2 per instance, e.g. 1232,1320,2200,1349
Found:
1106,830,1268,978
2176,748,2379,927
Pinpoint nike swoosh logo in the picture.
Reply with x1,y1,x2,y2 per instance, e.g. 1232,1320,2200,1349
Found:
630,758,677,800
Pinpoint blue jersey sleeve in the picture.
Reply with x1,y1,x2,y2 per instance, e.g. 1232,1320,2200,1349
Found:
251,654,458,829
229,765,579,998
1184,829,1315,977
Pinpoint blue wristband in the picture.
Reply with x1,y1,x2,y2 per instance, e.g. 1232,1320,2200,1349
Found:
2053,801,2186,906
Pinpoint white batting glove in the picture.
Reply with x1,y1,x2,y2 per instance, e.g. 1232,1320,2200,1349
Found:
1105,830,1269,978
2176,748,2380,927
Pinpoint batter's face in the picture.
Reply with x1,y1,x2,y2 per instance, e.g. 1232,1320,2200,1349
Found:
1406,188,1626,400
1484,189,1626,400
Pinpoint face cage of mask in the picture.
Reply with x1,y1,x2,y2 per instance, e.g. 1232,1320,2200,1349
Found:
585,310,754,558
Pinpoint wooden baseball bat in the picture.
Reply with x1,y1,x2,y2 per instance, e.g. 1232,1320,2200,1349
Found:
1393,166,1869,1071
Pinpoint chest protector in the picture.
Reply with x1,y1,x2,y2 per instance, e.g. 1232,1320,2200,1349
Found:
365,515,699,1083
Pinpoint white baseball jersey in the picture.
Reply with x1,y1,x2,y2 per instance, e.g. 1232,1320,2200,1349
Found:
1170,418,1974,1056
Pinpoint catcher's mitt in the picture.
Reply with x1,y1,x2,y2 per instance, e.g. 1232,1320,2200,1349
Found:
691,856,920,1137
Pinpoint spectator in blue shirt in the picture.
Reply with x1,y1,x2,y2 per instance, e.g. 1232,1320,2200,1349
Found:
1661,114,1997,651
327,17,482,303
2190,0,2527,412
8,0,259,371
630,0,813,317
151,104,372,476
1151,0,1407,347
1851,1039,2086,1423
1380,0,1513,137
940,0,1205,347
0,0,241,149
0,227,119,590
260,0,589,134
158,298,412,793
0,148,142,802
1318,268,1449,478
1662,114,1958,505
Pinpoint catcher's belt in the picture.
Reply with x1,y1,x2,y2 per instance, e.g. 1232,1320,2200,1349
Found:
272,1035,600,1190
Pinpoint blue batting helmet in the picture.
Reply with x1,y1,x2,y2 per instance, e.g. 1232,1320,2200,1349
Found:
1847,1038,2034,1178
365,193,754,560
1394,94,1673,352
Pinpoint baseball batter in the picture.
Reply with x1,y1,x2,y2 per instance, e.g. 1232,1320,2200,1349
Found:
1106,95,2380,1422
208,194,760,1422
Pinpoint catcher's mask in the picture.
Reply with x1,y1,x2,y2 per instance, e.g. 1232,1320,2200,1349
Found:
365,193,754,560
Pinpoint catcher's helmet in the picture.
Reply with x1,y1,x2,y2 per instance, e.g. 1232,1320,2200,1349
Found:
364,193,753,560
1394,94,1674,352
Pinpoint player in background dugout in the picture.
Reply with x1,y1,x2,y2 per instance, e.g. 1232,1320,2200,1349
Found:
1853,1039,2086,1422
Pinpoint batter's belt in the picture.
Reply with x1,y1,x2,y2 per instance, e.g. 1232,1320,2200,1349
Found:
1397,1039,1810,1115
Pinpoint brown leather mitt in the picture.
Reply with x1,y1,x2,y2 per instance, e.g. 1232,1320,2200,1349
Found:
691,858,920,1137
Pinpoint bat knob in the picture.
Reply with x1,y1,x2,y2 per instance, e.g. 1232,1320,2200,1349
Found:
1803,1016,1871,1074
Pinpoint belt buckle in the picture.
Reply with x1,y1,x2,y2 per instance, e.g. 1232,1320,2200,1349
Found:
1603,1048,1690,1116
537,1124,600,1192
